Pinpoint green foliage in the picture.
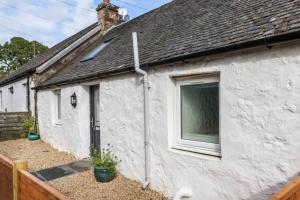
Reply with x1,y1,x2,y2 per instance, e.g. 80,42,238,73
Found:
0,70,8,79
90,144,121,174
0,37,48,76
22,115,36,135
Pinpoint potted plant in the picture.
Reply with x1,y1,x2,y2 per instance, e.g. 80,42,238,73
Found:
90,144,121,183
22,115,40,141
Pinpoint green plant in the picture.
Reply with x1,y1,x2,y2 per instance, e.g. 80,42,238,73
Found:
90,144,121,174
22,115,36,135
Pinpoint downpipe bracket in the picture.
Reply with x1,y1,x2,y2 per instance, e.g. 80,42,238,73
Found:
142,181,150,190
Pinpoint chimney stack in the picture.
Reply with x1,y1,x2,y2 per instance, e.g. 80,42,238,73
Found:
96,0,122,32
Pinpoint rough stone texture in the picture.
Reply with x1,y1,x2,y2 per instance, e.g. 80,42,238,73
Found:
96,1,121,32
0,77,34,113
33,31,102,86
38,42,300,199
38,85,91,158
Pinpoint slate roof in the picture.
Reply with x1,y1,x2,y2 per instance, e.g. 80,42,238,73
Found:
0,23,98,86
24,0,300,87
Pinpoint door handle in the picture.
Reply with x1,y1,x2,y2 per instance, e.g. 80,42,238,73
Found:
91,118,94,128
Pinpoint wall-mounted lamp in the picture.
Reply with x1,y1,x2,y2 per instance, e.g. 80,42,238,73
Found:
70,92,77,108
8,87,14,94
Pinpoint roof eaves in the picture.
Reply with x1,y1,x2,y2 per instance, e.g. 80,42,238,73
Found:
34,66,134,90
0,68,35,87
35,29,300,90
143,29,300,69
0,23,99,87
36,25,100,74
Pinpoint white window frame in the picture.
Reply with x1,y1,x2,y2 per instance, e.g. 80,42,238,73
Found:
53,90,62,125
173,74,221,157
0,90,2,111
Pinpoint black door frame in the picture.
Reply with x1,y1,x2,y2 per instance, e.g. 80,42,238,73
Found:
90,85,100,151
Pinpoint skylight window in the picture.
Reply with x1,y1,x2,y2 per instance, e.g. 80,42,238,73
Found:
80,38,114,62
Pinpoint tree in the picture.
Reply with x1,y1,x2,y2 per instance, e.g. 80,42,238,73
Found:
0,37,48,78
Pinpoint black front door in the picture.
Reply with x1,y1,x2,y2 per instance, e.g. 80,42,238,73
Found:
90,85,100,151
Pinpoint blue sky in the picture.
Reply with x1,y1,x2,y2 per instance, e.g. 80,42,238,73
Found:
0,0,170,47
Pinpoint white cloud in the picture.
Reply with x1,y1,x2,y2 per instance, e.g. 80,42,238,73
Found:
0,0,170,47
0,0,97,47
60,0,96,36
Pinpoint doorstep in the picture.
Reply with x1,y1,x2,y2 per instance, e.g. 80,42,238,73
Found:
31,159,91,181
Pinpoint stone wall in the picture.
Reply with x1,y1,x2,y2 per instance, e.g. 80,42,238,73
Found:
33,32,101,86
99,42,300,200
38,41,300,200
38,85,91,158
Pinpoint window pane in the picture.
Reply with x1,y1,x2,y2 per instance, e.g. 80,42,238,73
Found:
57,92,61,120
181,83,219,144
0,91,2,110
80,38,114,62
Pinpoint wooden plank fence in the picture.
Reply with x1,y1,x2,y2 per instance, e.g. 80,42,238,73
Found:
0,112,29,141
0,154,13,200
0,154,70,200
270,177,300,200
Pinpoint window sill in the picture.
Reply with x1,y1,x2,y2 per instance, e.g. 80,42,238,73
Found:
54,121,62,126
170,147,222,161
172,144,221,158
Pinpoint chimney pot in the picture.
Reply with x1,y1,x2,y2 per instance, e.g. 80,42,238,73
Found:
96,0,121,32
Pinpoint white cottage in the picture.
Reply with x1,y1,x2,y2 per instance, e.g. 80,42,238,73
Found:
0,23,99,114
29,0,300,199
0,77,33,113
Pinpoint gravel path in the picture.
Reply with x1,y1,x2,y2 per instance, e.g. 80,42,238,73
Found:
49,171,168,200
0,139,169,200
0,139,76,171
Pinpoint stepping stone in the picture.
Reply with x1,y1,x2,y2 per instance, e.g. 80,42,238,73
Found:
31,160,92,181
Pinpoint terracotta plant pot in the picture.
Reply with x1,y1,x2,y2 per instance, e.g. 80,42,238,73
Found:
28,133,40,141
94,166,115,182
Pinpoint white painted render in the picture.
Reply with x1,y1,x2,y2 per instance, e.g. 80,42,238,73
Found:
38,41,300,200
0,77,34,113
38,85,91,158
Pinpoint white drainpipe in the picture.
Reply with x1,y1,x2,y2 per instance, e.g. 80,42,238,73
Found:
132,32,150,189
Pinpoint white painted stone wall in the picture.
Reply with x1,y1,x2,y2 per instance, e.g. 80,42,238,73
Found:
0,77,34,113
38,42,300,200
38,85,91,158
100,43,300,200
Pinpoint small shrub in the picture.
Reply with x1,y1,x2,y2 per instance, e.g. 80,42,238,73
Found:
90,144,121,174
22,115,36,136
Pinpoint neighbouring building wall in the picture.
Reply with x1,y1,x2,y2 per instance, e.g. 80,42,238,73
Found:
99,42,300,200
38,42,300,200
0,77,34,113
38,85,91,158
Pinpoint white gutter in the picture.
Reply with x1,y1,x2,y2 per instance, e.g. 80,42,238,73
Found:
132,32,150,189
36,25,100,74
